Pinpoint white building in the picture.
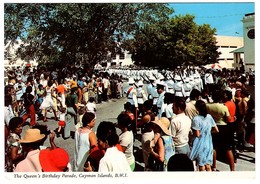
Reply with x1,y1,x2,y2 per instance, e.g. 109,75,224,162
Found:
231,13,255,71
214,35,244,69
4,40,38,68
111,50,134,66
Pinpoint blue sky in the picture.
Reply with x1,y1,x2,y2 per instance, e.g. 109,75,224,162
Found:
169,2,254,37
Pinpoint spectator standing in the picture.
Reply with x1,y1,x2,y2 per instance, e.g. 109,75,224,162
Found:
73,112,97,171
21,86,36,126
171,98,192,155
189,100,219,171
117,113,135,171
5,117,24,172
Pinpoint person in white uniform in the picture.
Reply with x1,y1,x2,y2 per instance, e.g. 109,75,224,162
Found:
136,80,148,117
156,81,166,118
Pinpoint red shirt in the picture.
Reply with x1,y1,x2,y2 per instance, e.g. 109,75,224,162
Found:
225,100,236,123
56,84,66,94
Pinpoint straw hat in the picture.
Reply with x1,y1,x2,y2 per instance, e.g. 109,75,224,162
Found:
159,117,170,130
151,118,171,136
39,148,69,172
19,129,45,143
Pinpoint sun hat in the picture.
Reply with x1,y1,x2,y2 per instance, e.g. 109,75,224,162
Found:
19,129,46,143
39,148,69,172
151,118,171,136
159,117,170,130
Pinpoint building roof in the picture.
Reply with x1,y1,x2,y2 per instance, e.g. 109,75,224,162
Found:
230,47,244,53
215,35,243,47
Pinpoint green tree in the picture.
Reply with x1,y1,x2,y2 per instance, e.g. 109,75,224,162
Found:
124,13,219,68
4,3,173,70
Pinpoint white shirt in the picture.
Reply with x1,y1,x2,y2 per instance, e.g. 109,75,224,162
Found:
98,147,131,172
119,131,135,166
137,87,148,104
204,73,214,84
127,85,138,107
157,91,165,118
86,102,96,114
171,113,191,147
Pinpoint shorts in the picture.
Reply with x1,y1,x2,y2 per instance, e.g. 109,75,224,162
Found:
58,120,65,127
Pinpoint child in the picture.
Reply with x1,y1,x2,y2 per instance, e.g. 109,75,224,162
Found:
86,97,96,115
55,107,66,137
75,104,86,130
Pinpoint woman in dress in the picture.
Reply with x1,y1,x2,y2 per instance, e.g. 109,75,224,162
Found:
73,112,97,171
189,100,219,171
39,80,58,122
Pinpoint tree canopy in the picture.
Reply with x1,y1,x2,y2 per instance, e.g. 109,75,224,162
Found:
4,3,219,70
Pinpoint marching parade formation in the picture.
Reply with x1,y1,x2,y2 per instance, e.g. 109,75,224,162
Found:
4,64,255,172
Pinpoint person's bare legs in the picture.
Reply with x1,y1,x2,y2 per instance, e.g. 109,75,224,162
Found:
212,149,217,171
199,165,205,171
205,164,211,171
226,150,235,171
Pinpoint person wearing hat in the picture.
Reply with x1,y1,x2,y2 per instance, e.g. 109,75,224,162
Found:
136,80,148,118
146,75,156,101
173,75,186,98
14,129,46,172
126,78,138,129
39,148,70,172
150,79,159,115
183,77,192,99
148,117,174,171
156,81,166,118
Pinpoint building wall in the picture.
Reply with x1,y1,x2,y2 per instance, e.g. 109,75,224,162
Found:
242,13,255,71
215,35,244,68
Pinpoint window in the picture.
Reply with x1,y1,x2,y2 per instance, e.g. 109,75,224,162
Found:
119,53,125,60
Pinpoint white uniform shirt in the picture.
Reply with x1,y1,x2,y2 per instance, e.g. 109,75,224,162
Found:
204,73,214,84
151,86,159,105
165,79,175,94
137,87,148,104
157,91,165,118
127,85,138,107
174,81,186,97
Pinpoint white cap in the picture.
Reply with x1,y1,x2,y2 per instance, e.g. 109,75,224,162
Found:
137,80,144,86
156,81,166,88
149,75,156,81
174,75,181,81
128,78,135,84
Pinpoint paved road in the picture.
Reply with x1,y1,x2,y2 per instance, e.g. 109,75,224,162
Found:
21,84,255,172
